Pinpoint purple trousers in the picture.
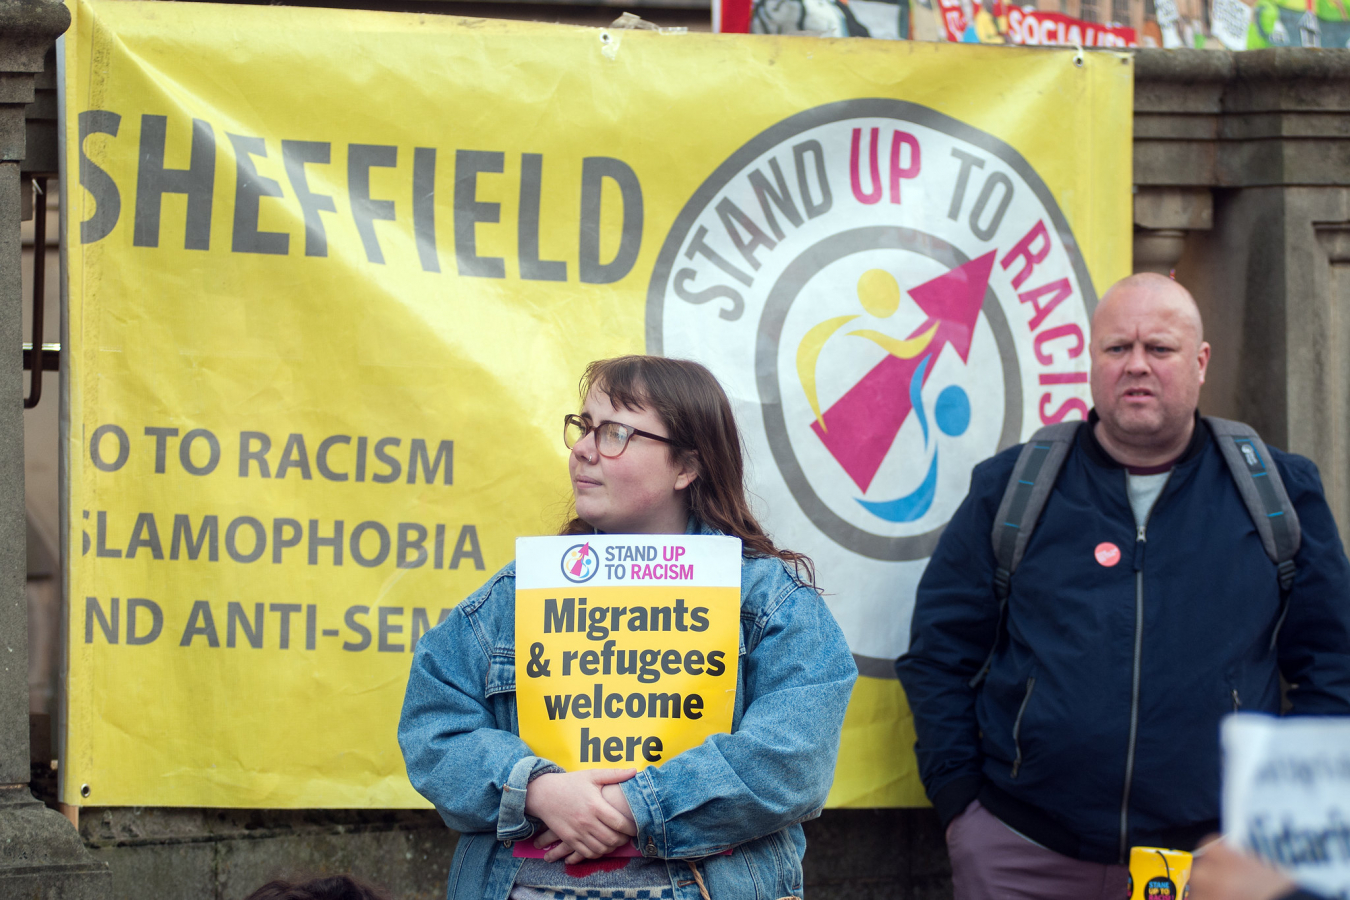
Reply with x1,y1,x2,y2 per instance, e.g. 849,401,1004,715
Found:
946,800,1130,900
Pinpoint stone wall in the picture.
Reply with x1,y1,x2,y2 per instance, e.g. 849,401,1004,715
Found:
78,808,457,900
69,806,950,900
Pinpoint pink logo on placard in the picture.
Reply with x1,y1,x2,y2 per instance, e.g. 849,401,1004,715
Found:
561,543,599,583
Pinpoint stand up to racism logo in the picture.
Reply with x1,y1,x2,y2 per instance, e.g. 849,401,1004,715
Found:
561,542,600,583
648,100,1097,674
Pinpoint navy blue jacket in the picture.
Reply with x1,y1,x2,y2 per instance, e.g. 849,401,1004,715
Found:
896,416,1350,864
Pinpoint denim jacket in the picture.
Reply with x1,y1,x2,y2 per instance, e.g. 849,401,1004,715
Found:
398,519,858,900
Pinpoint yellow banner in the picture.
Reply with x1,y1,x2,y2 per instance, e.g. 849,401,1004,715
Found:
514,535,741,770
62,0,1131,808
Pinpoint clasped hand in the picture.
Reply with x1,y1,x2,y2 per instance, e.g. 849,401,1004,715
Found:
523,769,638,865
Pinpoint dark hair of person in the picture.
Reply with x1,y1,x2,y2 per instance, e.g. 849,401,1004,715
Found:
243,876,392,900
560,355,816,587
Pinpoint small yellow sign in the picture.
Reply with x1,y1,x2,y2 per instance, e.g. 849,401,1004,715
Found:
515,536,741,769
1129,846,1193,900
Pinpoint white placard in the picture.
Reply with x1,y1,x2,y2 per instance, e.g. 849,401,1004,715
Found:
1222,713,1350,900
1154,0,1185,46
516,535,743,591
1211,0,1254,51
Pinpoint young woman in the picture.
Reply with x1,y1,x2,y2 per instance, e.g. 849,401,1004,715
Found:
399,356,857,900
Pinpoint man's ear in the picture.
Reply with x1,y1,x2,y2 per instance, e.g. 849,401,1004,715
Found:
674,451,700,492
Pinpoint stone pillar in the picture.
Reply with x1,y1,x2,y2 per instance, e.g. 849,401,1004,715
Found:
1134,49,1350,532
0,0,109,895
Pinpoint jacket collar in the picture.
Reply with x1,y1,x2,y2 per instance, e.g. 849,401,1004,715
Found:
590,513,719,537
1079,409,1208,470
688,515,726,538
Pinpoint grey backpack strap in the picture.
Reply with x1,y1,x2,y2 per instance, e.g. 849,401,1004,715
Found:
990,421,1081,596
1204,416,1301,646
969,421,1080,689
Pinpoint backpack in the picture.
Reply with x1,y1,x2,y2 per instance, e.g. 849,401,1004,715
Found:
968,417,1301,689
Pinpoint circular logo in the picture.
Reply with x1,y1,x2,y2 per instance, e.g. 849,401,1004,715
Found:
560,543,599,583
648,100,1096,670
1095,542,1122,567
1146,877,1177,900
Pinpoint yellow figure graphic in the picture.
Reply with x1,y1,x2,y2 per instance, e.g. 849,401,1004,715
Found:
796,269,938,432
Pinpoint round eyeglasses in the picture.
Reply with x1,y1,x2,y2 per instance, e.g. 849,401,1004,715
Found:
563,414,684,459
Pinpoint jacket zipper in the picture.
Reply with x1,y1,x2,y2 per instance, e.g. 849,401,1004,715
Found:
1010,676,1037,778
1232,688,1242,711
1119,523,1145,863
1120,470,1170,864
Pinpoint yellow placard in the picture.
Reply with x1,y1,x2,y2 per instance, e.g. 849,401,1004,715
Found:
62,0,1131,808
514,535,741,770
515,588,739,767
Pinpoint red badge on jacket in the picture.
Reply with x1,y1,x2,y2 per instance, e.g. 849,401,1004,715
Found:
1095,542,1121,567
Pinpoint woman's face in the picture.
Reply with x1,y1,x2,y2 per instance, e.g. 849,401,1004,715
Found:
569,388,698,535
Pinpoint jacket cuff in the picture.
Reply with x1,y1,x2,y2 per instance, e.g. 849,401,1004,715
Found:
620,768,666,858
496,756,563,842
930,774,982,829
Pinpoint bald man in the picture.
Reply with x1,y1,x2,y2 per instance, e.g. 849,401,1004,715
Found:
896,275,1350,900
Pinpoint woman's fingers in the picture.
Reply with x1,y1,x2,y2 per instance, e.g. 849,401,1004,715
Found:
557,835,605,860
599,784,637,832
589,826,632,854
582,823,627,853
543,827,633,863
593,795,635,835
599,832,635,855
552,821,626,858
543,832,583,862
563,835,623,864
543,840,575,863
522,769,640,862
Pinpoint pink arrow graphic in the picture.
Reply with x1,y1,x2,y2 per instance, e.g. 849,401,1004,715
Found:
809,251,994,493
569,542,591,576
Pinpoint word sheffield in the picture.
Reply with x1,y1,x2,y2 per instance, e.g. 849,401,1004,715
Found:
78,112,644,284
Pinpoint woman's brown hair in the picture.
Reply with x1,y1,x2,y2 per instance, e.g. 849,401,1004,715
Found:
560,355,815,587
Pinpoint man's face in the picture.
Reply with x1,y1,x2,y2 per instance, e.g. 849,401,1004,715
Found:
1089,284,1210,451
